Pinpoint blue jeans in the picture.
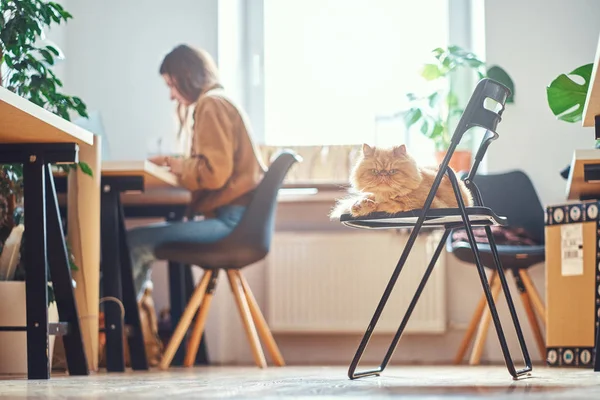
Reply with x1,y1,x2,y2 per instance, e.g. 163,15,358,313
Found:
127,205,246,298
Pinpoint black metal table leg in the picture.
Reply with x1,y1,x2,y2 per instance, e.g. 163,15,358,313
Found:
45,167,88,375
117,200,148,370
101,187,125,372
23,159,50,379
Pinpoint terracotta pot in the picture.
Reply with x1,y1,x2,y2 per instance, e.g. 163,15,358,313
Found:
435,150,472,173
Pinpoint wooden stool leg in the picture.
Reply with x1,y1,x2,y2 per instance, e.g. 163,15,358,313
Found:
227,270,267,368
184,271,218,367
159,270,213,370
519,288,546,359
454,270,497,364
235,270,285,366
519,270,546,325
469,272,502,365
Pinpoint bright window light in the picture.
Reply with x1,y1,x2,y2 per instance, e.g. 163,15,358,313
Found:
263,0,449,163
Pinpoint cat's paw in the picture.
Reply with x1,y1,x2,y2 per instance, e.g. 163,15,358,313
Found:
351,198,377,217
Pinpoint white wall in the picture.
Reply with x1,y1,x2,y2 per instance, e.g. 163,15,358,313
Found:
483,0,600,206
63,0,219,160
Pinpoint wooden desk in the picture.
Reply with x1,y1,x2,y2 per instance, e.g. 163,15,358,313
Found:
0,87,98,379
100,162,206,368
99,161,181,372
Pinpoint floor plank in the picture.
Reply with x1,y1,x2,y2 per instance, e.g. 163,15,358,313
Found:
0,366,599,399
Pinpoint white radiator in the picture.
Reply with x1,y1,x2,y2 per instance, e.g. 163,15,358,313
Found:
266,230,447,334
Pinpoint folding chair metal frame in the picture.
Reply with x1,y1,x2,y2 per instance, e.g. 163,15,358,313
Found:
339,78,532,380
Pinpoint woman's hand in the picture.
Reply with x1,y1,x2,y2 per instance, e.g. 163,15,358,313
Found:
167,157,184,175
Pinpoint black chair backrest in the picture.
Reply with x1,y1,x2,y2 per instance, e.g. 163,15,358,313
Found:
439,78,511,181
220,150,301,255
472,170,545,244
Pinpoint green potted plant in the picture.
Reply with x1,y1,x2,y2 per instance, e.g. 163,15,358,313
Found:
399,45,514,172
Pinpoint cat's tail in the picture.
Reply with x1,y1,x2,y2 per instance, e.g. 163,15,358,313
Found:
329,194,362,220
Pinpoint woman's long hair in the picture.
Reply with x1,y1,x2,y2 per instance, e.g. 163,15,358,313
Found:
159,45,222,138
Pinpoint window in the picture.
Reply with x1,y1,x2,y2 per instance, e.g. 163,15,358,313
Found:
261,0,449,163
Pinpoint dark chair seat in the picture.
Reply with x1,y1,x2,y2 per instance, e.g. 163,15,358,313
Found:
447,170,546,271
340,206,507,230
155,151,301,269
450,241,545,270
155,241,264,270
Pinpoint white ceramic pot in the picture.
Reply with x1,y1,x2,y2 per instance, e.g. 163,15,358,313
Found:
0,281,58,376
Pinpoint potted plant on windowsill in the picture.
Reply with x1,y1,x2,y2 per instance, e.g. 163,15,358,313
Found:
399,45,515,172
0,0,92,374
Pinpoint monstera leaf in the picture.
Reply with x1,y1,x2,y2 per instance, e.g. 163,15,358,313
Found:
546,63,593,123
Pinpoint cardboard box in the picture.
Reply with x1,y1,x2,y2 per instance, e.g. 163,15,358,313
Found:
545,200,600,368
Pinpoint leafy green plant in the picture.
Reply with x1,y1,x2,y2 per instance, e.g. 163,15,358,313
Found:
0,1,91,303
546,63,593,123
400,45,515,151
0,1,92,178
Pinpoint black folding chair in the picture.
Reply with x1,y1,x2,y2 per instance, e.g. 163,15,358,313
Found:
337,78,532,380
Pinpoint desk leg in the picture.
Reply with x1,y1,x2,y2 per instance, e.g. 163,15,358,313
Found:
23,160,50,379
45,168,88,375
101,188,125,372
117,200,148,370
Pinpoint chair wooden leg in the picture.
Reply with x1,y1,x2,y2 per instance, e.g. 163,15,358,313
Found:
469,272,502,365
184,271,218,367
235,270,285,366
159,270,213,370
454,270,497,364
519,289,546,359
518,269,546,325
227,270,267,368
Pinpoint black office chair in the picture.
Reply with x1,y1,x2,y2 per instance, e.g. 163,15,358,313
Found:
449,170,546,365
337,78,532,380
153,151,301,369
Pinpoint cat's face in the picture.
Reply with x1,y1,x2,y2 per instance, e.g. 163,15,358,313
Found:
351,144,421,194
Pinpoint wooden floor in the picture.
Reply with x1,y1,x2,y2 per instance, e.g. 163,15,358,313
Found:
0,365,599,399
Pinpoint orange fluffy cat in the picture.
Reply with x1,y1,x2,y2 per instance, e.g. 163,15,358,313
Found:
330,144,473,219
